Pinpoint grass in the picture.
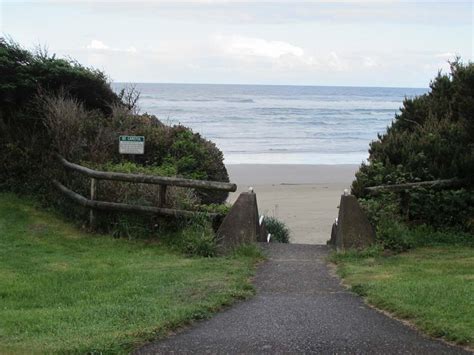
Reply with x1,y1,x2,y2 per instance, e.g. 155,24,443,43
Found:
0,193,261,353
331,246,474,348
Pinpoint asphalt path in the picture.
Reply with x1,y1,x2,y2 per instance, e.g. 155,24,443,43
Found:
137,243,469,354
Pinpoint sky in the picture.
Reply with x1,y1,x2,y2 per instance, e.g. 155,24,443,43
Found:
1,0,473,87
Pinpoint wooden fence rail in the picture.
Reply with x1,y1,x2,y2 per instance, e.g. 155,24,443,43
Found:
58,155,236,191
364,177,469,220
55,156,233,226
365,178,467,195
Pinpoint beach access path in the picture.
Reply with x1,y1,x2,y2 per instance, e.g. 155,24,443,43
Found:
137,243,467,354
226,164,359,245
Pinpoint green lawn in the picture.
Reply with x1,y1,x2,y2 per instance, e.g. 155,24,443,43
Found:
0,193,260,353
332,246,474,348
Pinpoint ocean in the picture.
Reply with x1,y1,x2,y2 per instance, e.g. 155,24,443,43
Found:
113,83,427,165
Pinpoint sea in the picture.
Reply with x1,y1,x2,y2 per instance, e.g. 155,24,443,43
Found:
113,83,428,165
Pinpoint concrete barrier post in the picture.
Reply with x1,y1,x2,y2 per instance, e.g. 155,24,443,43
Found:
216,191,260,253
327,221,337,246
334,194,375,251
257,217,269,243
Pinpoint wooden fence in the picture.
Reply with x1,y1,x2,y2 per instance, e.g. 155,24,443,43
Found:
364,178,466,195
54,155,237,226
364,177,469,219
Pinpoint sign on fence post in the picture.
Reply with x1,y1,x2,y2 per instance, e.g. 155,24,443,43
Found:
119,136,145,155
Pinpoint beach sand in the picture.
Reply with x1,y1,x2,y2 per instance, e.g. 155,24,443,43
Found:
226,164,359,245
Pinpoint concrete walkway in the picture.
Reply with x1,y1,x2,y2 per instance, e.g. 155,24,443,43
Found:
137,244,469,354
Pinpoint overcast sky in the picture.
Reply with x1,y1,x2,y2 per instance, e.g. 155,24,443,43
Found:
1,1,473,87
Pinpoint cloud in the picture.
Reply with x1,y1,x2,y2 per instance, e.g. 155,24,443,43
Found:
212,34,321,70
85,40,138,53
86,39,110,50
435,52,456,59
211,34,375,73
327,51,348,71
214,34,304,59
363,56,377,68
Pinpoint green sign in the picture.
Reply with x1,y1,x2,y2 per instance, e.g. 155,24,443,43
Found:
120,136,144,142
119,136,145,154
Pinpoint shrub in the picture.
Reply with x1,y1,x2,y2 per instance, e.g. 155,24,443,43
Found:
376,219,415,252
164,215,218,257
373,218,473,253
265,216,290,243
0,37,231,231
352,59,474,235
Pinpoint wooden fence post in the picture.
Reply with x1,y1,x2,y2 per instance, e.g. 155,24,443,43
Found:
90,178,97,228
159,185,167,208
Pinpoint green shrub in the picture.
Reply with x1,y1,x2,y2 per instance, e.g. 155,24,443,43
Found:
265,216,290,243
376,219,415,252
352,59,474,235
358,193,401,227
408,187,474,230
0,37,231,237
165,215,217,257
374,219,474,253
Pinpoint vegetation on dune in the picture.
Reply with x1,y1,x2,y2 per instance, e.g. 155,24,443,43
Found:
0,37,230,243
351,60,474,251
265,216,291,243
0,193,262,353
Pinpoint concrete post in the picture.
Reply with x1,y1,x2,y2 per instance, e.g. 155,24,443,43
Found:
216,192,260,253
327,221,337,246
257,217,269,242
334,194,375,251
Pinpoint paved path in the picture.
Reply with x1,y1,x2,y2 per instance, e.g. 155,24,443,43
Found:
137,244,469,354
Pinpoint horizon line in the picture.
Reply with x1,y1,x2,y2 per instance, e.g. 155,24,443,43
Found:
111,81,429,90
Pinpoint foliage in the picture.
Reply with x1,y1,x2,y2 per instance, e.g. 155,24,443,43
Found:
358,193,401,227
332,246,474,347
0,192,260,353
347,217,473,253
196,203,231,215
0,38,119,119
265,216,290,243
352,60,474,244
0,37,230,236
174,216,218,257
354,61,474,193
407,187,474,229
375,219,415,252
158,215,218,257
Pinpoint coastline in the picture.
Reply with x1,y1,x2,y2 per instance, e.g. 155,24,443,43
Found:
226,164,359,245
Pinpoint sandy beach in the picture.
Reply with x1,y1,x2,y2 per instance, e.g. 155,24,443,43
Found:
226,164,359,244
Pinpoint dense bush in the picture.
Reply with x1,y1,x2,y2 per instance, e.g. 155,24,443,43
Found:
265,216,290,243
0,38,230,241
352,60,474,245
0,38,229,203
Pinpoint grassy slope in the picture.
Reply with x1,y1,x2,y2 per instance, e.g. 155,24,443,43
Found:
0,193,259,353
332,247,474,348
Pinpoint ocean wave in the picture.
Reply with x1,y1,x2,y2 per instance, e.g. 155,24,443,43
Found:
149,97,255,104
112,83,427,164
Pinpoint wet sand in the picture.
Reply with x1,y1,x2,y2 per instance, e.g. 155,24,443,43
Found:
226,164,359,244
